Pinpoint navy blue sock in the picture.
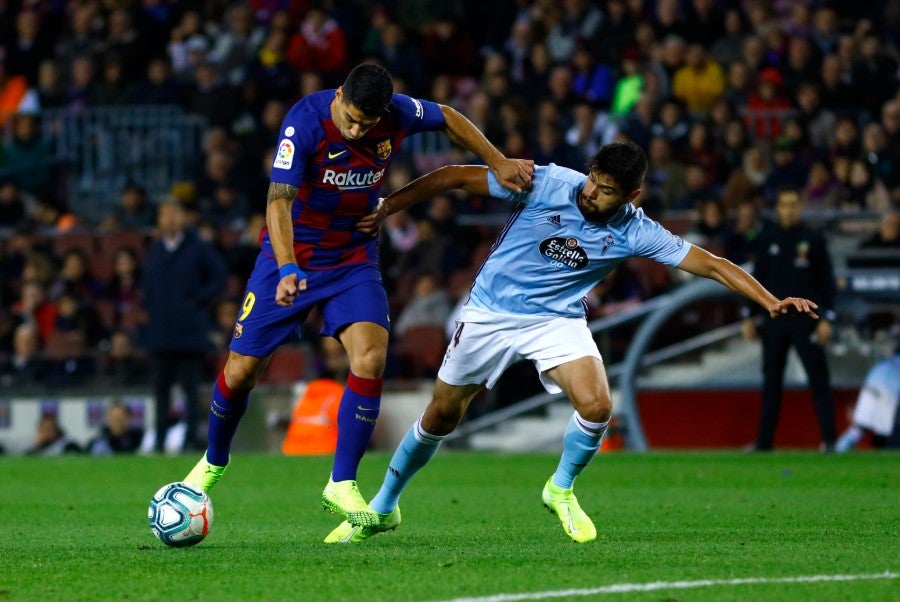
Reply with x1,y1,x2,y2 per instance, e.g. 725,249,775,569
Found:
331,372,383,482
206,373,249,467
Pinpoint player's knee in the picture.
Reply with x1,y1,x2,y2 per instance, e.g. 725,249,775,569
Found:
349,346,387,378
223,358,261,391
574,390,612,424
421,403,464,436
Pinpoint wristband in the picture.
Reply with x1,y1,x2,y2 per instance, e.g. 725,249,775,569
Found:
279,264,306,280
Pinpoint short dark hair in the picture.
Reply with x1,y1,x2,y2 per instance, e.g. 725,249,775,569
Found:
342,64,393,117
587,141,648,193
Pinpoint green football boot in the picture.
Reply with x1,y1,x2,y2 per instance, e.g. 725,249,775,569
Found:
183,453,227,493
322,478,379,526
324,507,402,543
541,477,597,543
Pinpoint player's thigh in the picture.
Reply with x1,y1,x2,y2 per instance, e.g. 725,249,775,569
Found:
545,356,611,421
437,317,518,390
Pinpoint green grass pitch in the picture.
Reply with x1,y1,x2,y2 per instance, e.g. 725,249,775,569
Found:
2,451,897,601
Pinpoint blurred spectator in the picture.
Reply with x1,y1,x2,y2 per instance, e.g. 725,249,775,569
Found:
53,291,105,348
544,0,602,63
745,67,793,140
99,184,156,232
570,45,614,107
0,322,46,388
860,210,900,251
287,8,348,81
819,54,854,113
244,28,298,104
829,115,860,160
842,158,891,212
684,121,722,185
210,4,264,86
0,179,27,228
672,43,725,115
763,137,807,201
132,56,183,106
186,60,239,129
851,33,898,117
3,113,52,197
686,199,733,257
12,279,56,341
65,54,97,113
643,135,686,212
610,49,644,119
49,249,104,300
5,5,53,84
209,297,240,351
222,212,266,284
709,8,746,66
420,14,479,78
793,81,835,152
650,97,689,151
394,272,453,338
25,414,81,455
98,328,148,386
727,200,764,265
87,401,144,455
743,187,837,452
90,54,134,106
803,160,840,209
142,200,226,452
532,121,579,170
861,123,898,191
673,163,714,210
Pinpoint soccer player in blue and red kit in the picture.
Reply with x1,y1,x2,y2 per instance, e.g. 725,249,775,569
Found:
180,64,534,527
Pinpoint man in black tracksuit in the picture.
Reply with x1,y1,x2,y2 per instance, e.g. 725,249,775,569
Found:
143,200,226,452
742,187,837,451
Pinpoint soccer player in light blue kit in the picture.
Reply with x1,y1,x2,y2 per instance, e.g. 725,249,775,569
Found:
329,141,820,543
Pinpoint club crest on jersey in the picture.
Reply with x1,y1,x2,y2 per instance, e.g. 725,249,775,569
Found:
540,237,588,269
233,323,243,339
376,139,392,160
273,139,294,169
600,234,615,255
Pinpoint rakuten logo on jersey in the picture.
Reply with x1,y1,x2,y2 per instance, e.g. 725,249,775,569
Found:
321,167,386,190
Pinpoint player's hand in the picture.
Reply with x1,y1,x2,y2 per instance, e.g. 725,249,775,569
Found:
768,297,819,319
275,264,307,306
357,198,387,235
491,158,534,193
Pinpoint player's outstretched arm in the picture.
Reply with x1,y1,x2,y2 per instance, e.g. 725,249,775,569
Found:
439,104,533,193
357,166,490,234
676,245,819,319
267,182,307,306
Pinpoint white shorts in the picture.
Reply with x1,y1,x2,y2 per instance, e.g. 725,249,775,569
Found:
437,305,602,394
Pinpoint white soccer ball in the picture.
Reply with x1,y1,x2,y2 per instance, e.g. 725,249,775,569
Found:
148,482,214,547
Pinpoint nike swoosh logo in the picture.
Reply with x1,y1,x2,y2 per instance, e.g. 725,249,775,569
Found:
357,405,377,412
328,150,347,159
340,526,360,543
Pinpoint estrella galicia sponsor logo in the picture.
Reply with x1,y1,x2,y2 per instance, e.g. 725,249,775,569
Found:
321,167,386,190
540,237,588,269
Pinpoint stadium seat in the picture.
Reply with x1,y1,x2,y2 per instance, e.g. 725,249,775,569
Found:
395,325,447,378
52,232,97,259
259,346,307,384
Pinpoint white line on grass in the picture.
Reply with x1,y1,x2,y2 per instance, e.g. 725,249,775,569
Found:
441,571,900,602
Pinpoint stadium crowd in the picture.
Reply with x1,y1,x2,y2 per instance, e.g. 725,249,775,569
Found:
0,0,898,392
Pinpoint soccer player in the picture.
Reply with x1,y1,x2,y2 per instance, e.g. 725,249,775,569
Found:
327,141,820,543
181,64,533,527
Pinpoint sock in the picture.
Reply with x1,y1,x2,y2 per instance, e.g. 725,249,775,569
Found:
835,425,863,453
206,373,250,467
331,372,383,482
552,412,608,489
370,418,445,515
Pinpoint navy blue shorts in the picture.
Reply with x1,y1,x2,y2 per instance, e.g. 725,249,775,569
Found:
229,252,391,358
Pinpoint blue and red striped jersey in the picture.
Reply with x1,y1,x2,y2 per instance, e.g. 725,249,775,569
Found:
264,89,446,270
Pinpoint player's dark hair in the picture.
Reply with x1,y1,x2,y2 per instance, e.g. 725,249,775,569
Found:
587,141,648,193
342,64,393,117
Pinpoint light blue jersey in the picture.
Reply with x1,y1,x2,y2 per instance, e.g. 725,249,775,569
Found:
468,164,692,317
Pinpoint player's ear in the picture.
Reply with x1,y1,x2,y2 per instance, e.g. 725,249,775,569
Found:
627,188,641,202
335,86,343,103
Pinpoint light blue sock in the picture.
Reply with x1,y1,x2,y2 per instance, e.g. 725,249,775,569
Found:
369,418,445,514
552,412,608,489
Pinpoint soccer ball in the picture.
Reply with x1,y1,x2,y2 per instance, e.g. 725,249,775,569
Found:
148,482,214,547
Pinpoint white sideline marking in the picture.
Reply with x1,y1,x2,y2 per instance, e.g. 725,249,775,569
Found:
441,571,900,602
